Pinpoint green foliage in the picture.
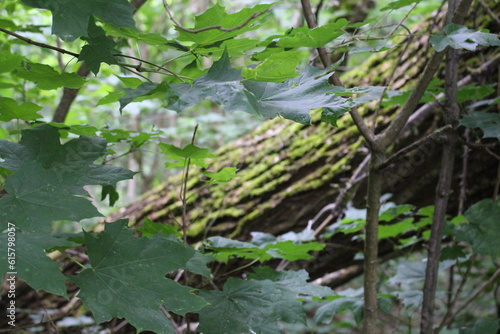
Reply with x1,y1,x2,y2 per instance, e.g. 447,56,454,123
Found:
0,97,42,121
21,0,136,41
14,63,86,90
201,167,242,183
314,289,391,326
324,203,432,245
79,17,120,74
0,125,136,233
136,218,182,238
242,51,302,82
273,20,348,48
248,267,335,298
175,3,272,47
430,24,500,52
460,112,500,140
380,0,421,11
204,234,325,262
0,125,135,296
460,319,500,334
455,199,500,256
0,232,78,297
159,142,216,168
197,278,306,334
165,51,355,124
71,220,208,334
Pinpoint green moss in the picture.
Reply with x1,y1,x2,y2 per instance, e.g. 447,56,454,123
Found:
187,220,206,236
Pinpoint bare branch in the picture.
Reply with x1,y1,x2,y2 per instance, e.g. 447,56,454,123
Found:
0,27,79,58
438,266,500,330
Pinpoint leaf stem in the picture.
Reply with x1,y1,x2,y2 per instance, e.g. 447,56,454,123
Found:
61,250,87,269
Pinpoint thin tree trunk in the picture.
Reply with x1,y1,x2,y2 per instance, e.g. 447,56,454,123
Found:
362,154,385,334
420,0,462,331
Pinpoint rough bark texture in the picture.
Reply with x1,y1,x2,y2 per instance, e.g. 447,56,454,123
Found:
2,2,499,333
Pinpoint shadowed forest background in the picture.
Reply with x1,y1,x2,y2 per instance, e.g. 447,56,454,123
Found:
0,0,499,333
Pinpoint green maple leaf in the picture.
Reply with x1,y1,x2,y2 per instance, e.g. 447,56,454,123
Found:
275,19,348,48
119,82,170,112
314,296,362,325
166,51,245,113
159,143,216,168
0,97,42,121
0,125,136,297
242,51,302,82
104,25,170,46
201,167,242,183
204,236,325,262
248,267,335,298
0,52,23,73
455,199,500,256
14,63,85,90
0,124,136,232
176,3,272,46
380,0,420,11
21,0,136,41
197,278,306,334
71,220,208,334
0,232,78,297
430,24,500,52
79,17,120,74
167,51,354,124
460,111,500,140
0,161,101,233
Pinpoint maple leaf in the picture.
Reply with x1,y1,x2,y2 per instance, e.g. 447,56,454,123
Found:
0,125,136,296
71,220,208,334
197,278,306,334
21,0,136,41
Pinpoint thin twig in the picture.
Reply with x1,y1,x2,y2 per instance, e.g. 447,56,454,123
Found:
436,255,476,332
180,124,199,245
0,27,79,57
458,129,470,214
438,266,500,331
161,306,183,334
0,27,186,81
477,0,500,26
372,31,414,130
386,3,419,38
112,320,130,332
420,0,463,331
378,0,474,148
377,125,453,170
313,153,370,237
